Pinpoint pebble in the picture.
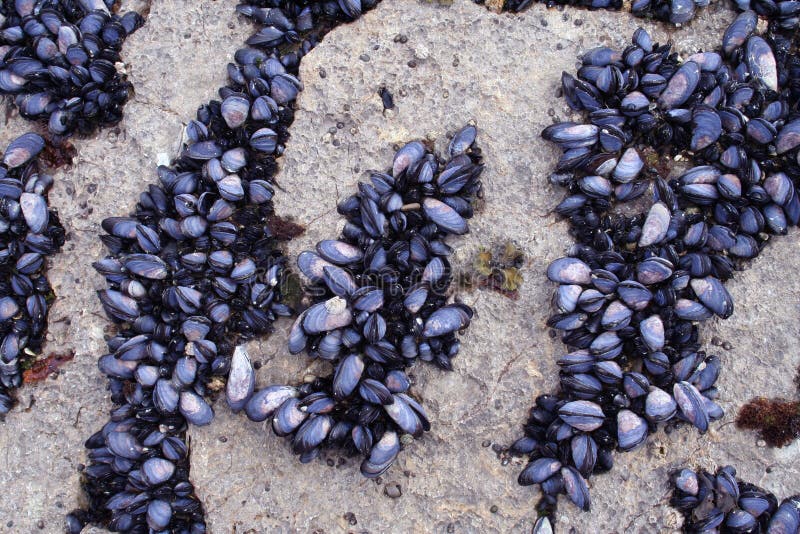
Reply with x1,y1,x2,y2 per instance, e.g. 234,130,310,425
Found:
384,484,402,498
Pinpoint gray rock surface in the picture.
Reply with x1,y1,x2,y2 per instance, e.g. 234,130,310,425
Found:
1,0,798,532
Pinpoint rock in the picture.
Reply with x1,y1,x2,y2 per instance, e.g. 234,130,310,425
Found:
384,483,403,498
0,0,798,532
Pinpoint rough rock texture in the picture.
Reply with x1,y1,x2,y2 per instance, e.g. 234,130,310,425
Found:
1,0,799,532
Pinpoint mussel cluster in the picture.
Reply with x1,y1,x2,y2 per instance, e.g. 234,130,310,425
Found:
670,465,800,532
234,126,483,475
0,132,65,415
494,0,800,33
498,0,708,25
513,10,800,527
736,0,800,32
68,0,387,531
0,0,144,137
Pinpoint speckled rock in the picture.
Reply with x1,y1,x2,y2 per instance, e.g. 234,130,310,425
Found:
0,0,798,532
